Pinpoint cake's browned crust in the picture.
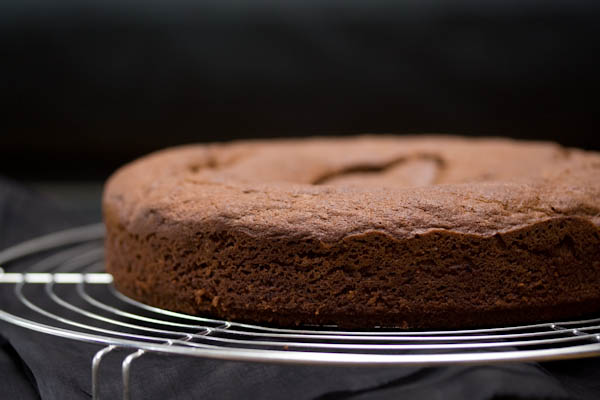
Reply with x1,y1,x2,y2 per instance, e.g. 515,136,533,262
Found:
103,136,600,329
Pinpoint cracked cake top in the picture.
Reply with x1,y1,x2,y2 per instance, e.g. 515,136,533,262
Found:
103,135,600,242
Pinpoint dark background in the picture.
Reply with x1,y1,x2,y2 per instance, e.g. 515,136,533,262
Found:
2,0,600,182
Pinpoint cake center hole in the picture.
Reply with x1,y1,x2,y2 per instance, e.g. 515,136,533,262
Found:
313,155,444,187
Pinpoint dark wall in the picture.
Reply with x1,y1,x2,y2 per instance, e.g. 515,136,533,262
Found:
2,0,600,179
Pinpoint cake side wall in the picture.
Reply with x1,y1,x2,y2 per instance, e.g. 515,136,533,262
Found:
104,205,600,329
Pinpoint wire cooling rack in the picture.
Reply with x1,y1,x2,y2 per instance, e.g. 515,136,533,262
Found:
2,224,600,400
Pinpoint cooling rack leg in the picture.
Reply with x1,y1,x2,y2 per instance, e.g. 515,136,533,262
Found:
92,345,116,400
122,349,145,400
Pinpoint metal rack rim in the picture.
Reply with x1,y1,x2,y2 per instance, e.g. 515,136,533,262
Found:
2,224,600,367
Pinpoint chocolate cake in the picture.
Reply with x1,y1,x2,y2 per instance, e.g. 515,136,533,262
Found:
103,136,600,329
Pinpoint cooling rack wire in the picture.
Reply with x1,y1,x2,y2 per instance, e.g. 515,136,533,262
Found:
1,224,600,400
